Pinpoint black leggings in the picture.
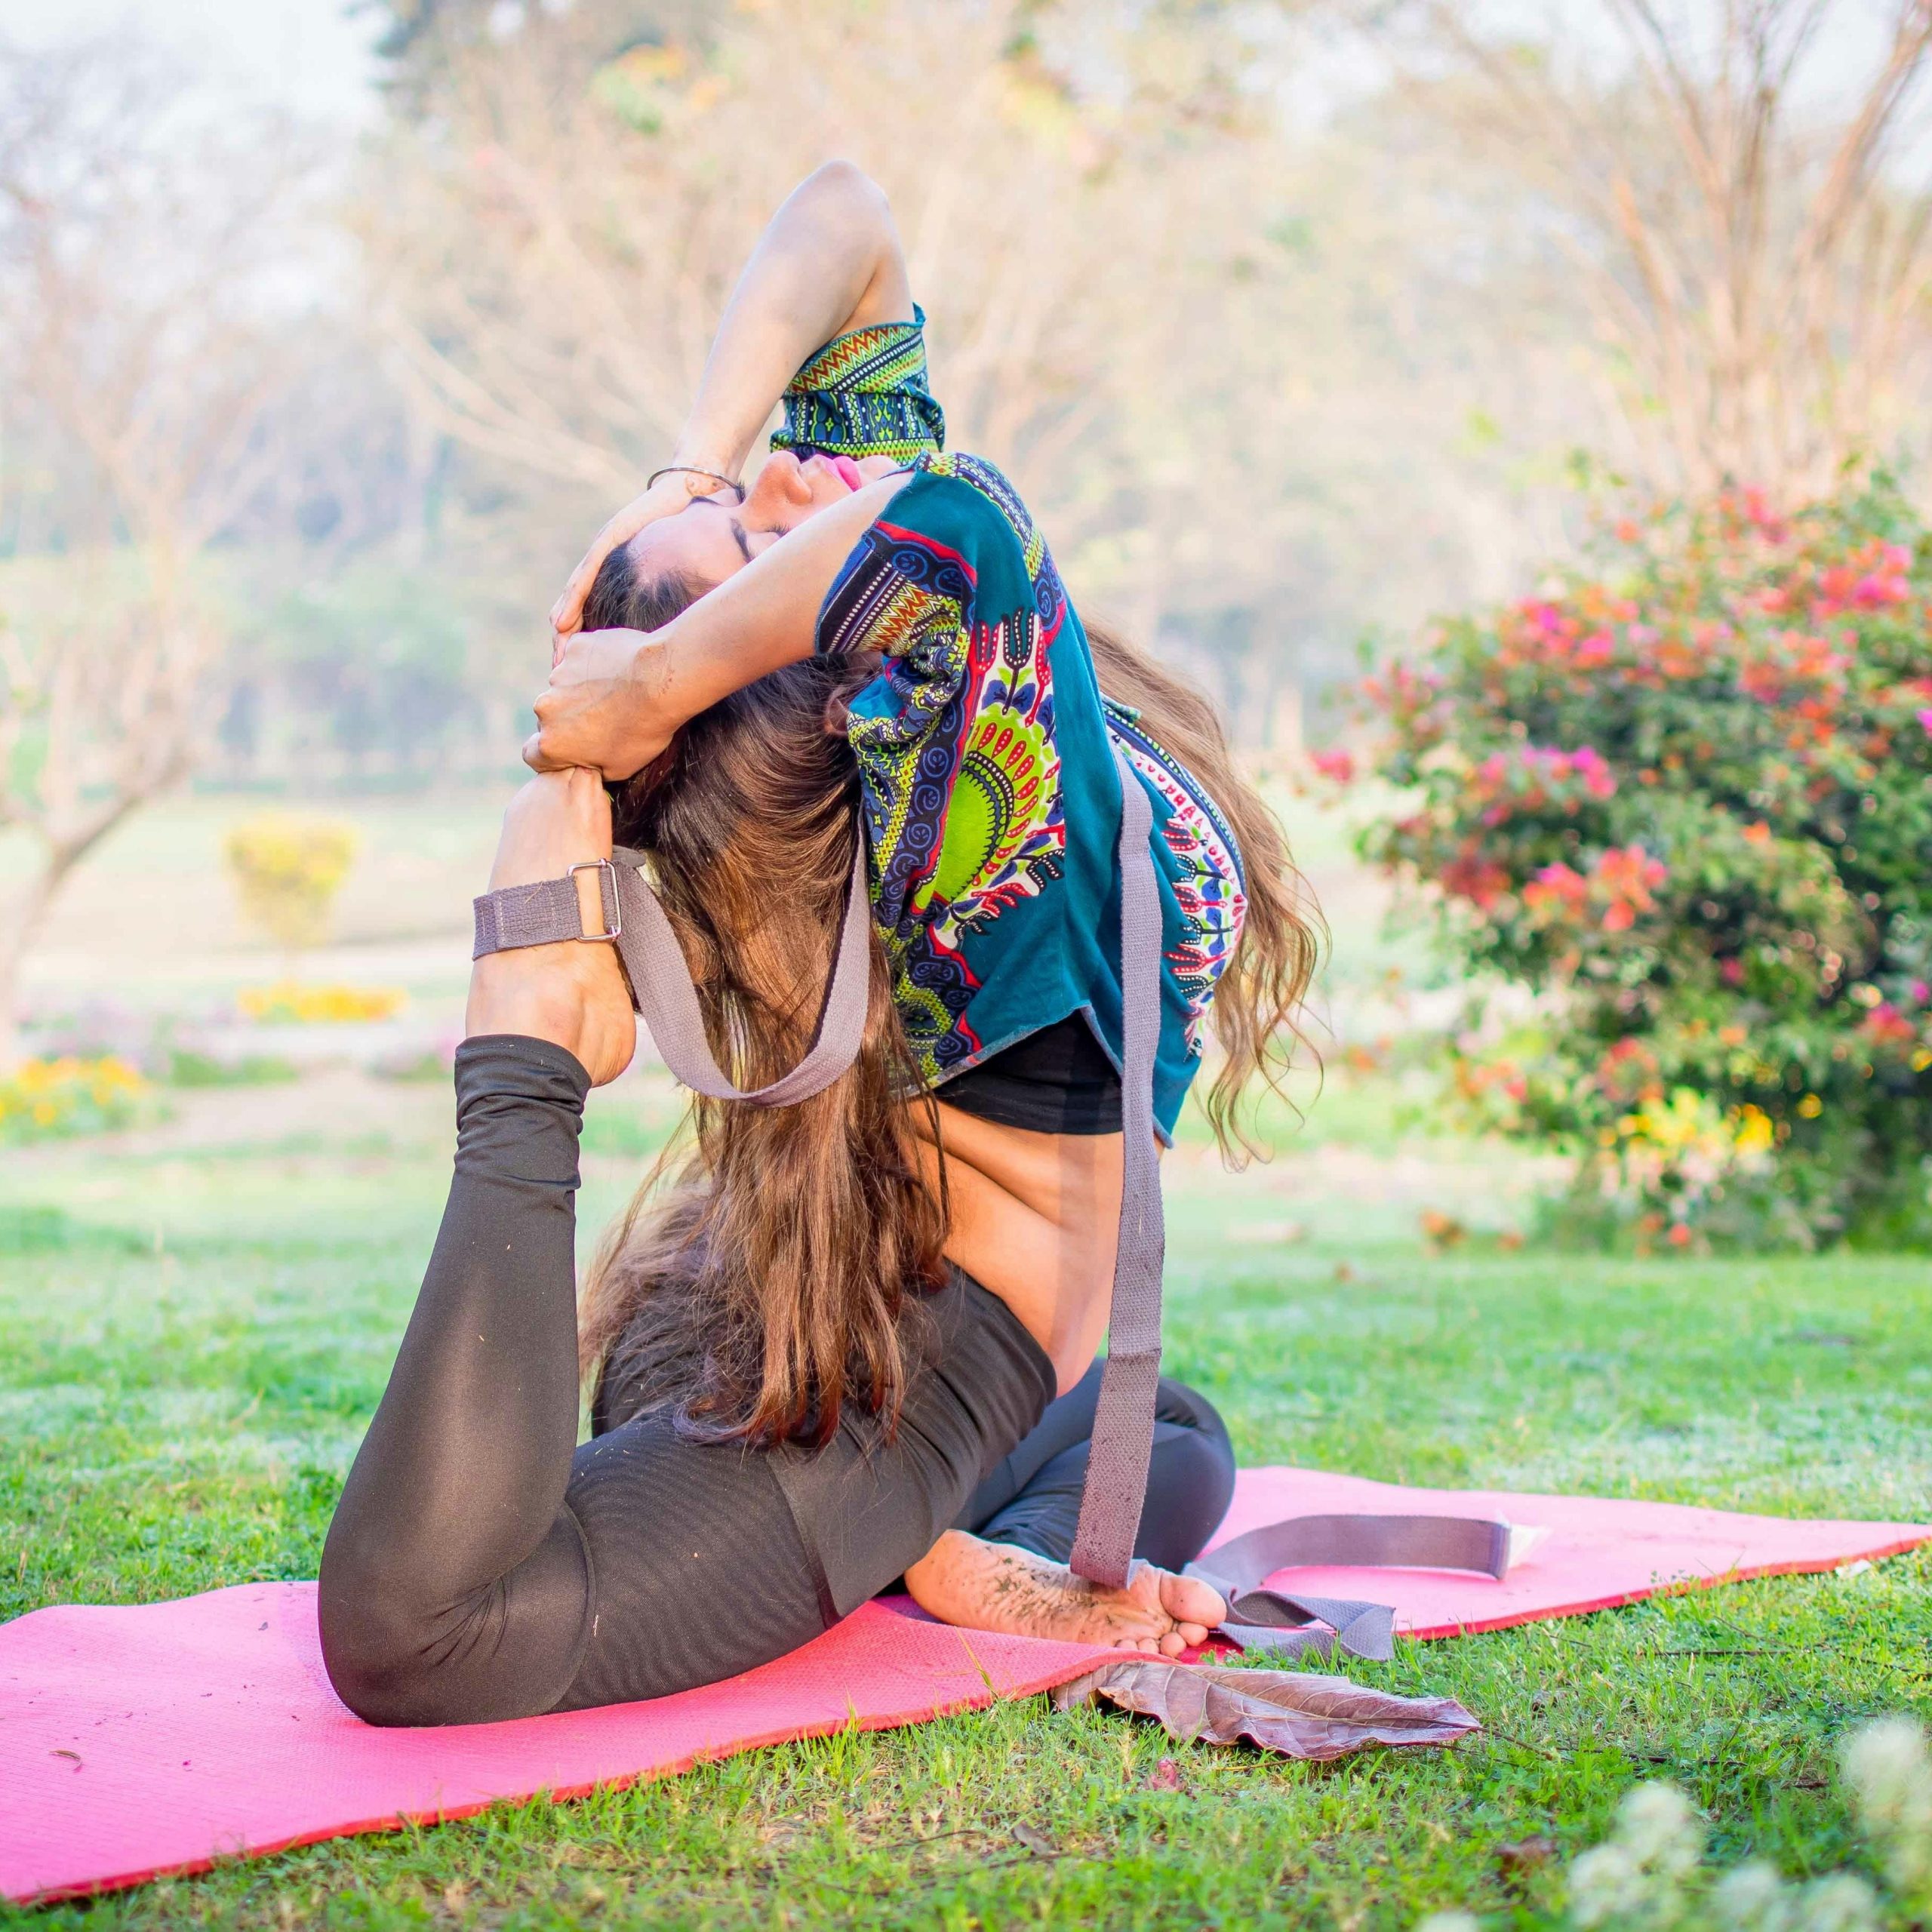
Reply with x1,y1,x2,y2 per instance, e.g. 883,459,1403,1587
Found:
318,1038,1235,1727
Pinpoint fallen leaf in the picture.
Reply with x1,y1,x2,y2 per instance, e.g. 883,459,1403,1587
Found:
1051,1661,1480,1762
1497,1835,1558,1869
1011,1822,1057,1857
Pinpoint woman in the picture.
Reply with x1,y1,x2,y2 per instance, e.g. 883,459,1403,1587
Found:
319,164,1318,1726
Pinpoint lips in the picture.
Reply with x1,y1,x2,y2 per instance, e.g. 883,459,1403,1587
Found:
829,455,865,491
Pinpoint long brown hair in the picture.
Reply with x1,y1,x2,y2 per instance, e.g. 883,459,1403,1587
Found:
577,548,1320,1448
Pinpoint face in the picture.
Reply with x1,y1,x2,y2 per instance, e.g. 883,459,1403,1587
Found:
623,450,904,598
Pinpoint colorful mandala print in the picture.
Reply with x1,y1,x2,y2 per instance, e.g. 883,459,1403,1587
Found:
823,468,1069,1078
1104,702,1247,1054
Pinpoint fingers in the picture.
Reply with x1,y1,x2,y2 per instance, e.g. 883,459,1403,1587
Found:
549,478,684,637
522,731,566,774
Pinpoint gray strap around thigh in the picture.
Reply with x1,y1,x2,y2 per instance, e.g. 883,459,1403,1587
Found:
1067,748,1165,1589
1186,1512,1514,1661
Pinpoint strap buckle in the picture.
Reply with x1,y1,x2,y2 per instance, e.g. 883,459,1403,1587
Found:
570,860,622,942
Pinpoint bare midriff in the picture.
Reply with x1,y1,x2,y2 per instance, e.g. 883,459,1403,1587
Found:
910,1100,1133,1395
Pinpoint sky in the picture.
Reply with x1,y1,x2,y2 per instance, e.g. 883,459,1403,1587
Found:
5,0,385,122
3,0,1918,159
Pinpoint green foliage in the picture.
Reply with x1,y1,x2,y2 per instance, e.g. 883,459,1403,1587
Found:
1355,475,1932,1250
162,1051,301,1090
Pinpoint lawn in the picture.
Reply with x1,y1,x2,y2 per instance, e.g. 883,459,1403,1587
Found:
3,1067,1929,1932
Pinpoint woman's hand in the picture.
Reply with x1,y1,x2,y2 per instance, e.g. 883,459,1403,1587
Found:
548,468,734,657
523,629,674,780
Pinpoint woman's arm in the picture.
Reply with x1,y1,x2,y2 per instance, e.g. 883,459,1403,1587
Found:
550,162,913,641
528,471,909,777
672,160,913,485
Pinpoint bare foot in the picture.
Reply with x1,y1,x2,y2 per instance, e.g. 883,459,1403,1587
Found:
465,769,636,1086
903,1531,1227,1658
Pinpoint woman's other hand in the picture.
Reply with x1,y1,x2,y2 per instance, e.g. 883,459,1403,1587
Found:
548,469,730,658
524,629,673,780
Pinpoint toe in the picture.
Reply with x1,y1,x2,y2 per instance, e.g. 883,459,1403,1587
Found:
1159,1571,1228,1631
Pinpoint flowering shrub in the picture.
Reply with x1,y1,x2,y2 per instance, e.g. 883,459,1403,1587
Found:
223,816,359,953
0,1055,149,1143
1355,475,1932,1247
236,982,407,1026
1414,1714,1932,1930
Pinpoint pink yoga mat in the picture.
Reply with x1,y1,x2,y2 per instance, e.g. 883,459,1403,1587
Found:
4,1468,1925,1904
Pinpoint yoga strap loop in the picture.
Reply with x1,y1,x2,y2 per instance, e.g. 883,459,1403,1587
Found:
469,748,1168,1584
472,864,621,955
472,836,872,1109
471,748,1171,1583
472,746,1525,1651
606,839,872,1108
1186,1512,1517,1661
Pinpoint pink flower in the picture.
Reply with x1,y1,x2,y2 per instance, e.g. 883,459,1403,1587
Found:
1309,749,1355,784
1571,746,1617,799
1854,573,1909,608
1916,709,1932,734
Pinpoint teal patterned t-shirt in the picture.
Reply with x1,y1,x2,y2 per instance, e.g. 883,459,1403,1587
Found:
783,318,1246,1140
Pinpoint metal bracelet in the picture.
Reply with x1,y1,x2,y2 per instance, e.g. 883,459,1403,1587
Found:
646,465,744,500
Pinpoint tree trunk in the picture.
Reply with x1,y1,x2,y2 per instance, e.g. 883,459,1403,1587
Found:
0,814,136,1075
0,845,63,1075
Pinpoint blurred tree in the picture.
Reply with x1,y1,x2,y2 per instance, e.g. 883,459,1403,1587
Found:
1383,0,1932,500
0,42,314,1066
352,0,1484,728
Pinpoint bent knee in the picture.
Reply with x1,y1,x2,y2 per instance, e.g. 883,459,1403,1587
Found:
317,1578,443,1727
317,1535,580,1727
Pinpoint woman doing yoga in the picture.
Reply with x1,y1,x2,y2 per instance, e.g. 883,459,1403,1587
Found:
319,163,1318,1726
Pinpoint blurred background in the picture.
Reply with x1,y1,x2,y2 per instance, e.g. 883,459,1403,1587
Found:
5,0,1932,1251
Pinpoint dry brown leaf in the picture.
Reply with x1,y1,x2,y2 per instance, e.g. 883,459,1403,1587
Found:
1497,1835,1558,1870
1051,1660,1480,1762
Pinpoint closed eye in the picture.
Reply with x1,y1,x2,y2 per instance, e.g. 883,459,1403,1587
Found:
688,496,755,565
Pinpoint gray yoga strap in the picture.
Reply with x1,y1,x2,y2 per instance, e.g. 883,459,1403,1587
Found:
470,750,1521,1645
473,839,872,1108
1067,748,1165,1587
1185,1512,1515,1661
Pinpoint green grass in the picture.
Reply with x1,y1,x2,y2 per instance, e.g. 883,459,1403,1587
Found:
2,1090,1929,1930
